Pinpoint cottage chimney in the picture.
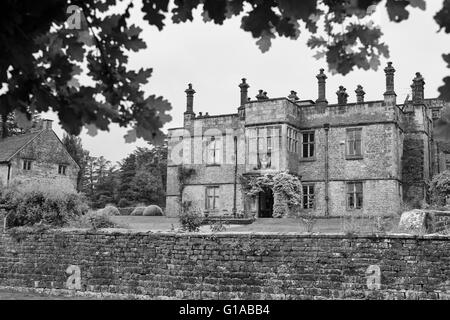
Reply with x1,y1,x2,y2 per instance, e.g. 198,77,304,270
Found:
336,86,348,105
239,78,249,106
316,69,328,105
411,72,425,105
42,119,53,130
288,90,299,101
383,62,396,104
355,85,365,103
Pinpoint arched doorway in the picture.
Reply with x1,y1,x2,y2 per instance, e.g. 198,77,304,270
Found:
258,188,274,218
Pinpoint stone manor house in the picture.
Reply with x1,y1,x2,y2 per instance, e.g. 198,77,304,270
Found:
166,63,450,218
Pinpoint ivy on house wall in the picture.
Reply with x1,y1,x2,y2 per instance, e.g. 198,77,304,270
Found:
177,165,196,206
240,171,302,218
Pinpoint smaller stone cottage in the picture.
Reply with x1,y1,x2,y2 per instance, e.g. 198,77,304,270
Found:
0,119,79,189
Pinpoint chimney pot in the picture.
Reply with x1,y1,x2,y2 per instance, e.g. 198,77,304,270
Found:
288,90,299,101
336,86,348,105
355,85,365,103
256,90,268,101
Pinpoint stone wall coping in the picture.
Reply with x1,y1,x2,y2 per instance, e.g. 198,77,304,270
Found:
2,227,450,241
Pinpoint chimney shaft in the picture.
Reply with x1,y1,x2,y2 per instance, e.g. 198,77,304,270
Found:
355,85,365,103
384,62,395,95
411,72,425,105
383,62,396,105
239,78,249,106
316,69,328,104
184,83,195,114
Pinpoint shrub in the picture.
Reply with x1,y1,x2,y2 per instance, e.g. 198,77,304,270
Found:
179,201,203,232
143,205,164,216
429,170,450,206
69,210,118,230
2,181,88,228
209,218,227,233
99,205,120,216
296,214,316,233
118,207,135,215
131,206,145,216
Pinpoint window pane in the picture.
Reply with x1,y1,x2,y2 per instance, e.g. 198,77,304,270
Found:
310,144,314,157
355,140,361,155
348,194,354,208
347,183,354,193
355,182,363,193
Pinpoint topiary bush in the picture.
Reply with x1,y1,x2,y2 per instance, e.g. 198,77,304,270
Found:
99,205,120,216
131,206,145,216
143,205,163,216
1,181,89,228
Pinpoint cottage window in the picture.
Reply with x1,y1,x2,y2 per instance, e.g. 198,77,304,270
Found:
347,182,363,209
301,132,315,158
346,128,362,157
207,136,221,165
287,127,298,153
205,186,219,210
58,164,67,175
302,185,315,209
23,160,32,171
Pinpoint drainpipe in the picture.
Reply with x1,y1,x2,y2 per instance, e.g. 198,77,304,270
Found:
324,123,330,216
7,163,11,186
233,136,238,217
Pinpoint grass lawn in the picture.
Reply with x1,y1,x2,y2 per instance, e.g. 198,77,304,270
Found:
111,215,400,234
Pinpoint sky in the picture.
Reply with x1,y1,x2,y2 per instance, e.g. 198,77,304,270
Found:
44,1,450,164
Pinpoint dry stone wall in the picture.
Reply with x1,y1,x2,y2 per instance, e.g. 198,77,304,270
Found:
0,230,449,300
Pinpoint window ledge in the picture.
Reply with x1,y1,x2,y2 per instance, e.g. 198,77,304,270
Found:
299,157,316,162
345,155,363,160
206,164,221,167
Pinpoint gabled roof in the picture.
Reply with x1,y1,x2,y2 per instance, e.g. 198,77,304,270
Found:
0,131,42,162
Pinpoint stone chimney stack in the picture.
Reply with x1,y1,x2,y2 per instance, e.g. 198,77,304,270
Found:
185,83,195,114
411,72,425,105
316,68,328,105
42,119,53,130
183,83,196,126
383,62,396,105
239,78,249,106
336,86,348,105
355,85,365,103
288,90,299,101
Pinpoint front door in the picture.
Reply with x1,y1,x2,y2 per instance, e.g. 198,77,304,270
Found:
258,188,274,218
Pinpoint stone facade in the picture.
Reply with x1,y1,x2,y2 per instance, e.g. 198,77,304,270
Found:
0,230,449,300
166,64,447,218
0,120,79,190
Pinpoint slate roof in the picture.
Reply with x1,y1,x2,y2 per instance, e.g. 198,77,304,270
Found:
0,131,42,162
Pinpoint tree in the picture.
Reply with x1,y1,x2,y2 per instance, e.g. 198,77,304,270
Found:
62,134,86,190
1,0,448,144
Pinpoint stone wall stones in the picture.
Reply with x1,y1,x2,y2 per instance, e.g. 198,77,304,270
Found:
0,230,449,300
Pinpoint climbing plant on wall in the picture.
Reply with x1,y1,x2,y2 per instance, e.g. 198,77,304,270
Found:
240,171,302,218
